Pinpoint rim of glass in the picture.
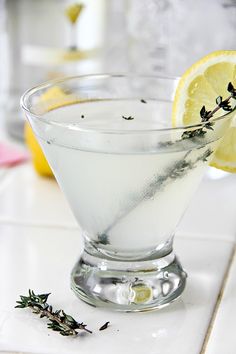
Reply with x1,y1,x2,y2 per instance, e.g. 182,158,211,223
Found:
21,73,234,135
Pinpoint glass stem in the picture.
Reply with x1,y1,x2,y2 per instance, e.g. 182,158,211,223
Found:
70,24,77,51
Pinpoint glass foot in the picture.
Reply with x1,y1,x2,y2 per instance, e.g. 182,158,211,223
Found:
71,250,187,312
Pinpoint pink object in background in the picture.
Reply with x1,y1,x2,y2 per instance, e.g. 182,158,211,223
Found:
0,143,29,167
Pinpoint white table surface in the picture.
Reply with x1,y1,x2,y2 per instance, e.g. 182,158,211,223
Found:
0,133,236,354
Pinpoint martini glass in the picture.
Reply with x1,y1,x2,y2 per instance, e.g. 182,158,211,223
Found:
21,74,234,311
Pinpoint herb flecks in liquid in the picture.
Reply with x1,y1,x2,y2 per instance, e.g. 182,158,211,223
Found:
122,115,134,120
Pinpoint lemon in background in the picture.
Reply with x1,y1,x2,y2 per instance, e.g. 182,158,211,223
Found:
24,86,69,177
25,122,53,177
25,86,80,177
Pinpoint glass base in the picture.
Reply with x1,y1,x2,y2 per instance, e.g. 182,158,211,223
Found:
71,250,187,312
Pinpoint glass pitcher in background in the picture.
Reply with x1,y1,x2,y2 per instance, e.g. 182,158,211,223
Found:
126,0,236,76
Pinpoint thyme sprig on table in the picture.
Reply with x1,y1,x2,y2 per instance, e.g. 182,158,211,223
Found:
15,290,92,337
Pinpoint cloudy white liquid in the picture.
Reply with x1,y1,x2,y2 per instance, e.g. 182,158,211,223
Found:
37,99,217,254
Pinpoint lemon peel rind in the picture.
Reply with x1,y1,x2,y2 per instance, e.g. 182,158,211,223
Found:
172,50,236,127
172,50,236,173
209,161,236,173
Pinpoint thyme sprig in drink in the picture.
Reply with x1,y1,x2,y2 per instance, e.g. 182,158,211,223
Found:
39,99,219,256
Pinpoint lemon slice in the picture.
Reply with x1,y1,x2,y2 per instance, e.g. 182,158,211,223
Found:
172,50,236,172
131,283,153,304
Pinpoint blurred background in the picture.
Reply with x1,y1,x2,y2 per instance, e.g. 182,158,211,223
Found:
0,0,235,175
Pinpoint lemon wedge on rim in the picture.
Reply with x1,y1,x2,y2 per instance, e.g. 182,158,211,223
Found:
172,50,236,172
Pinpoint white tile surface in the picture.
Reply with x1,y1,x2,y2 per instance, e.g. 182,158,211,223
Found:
205,248,236,354
178,167,236,242
0,164,77,227
0,224,233,354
